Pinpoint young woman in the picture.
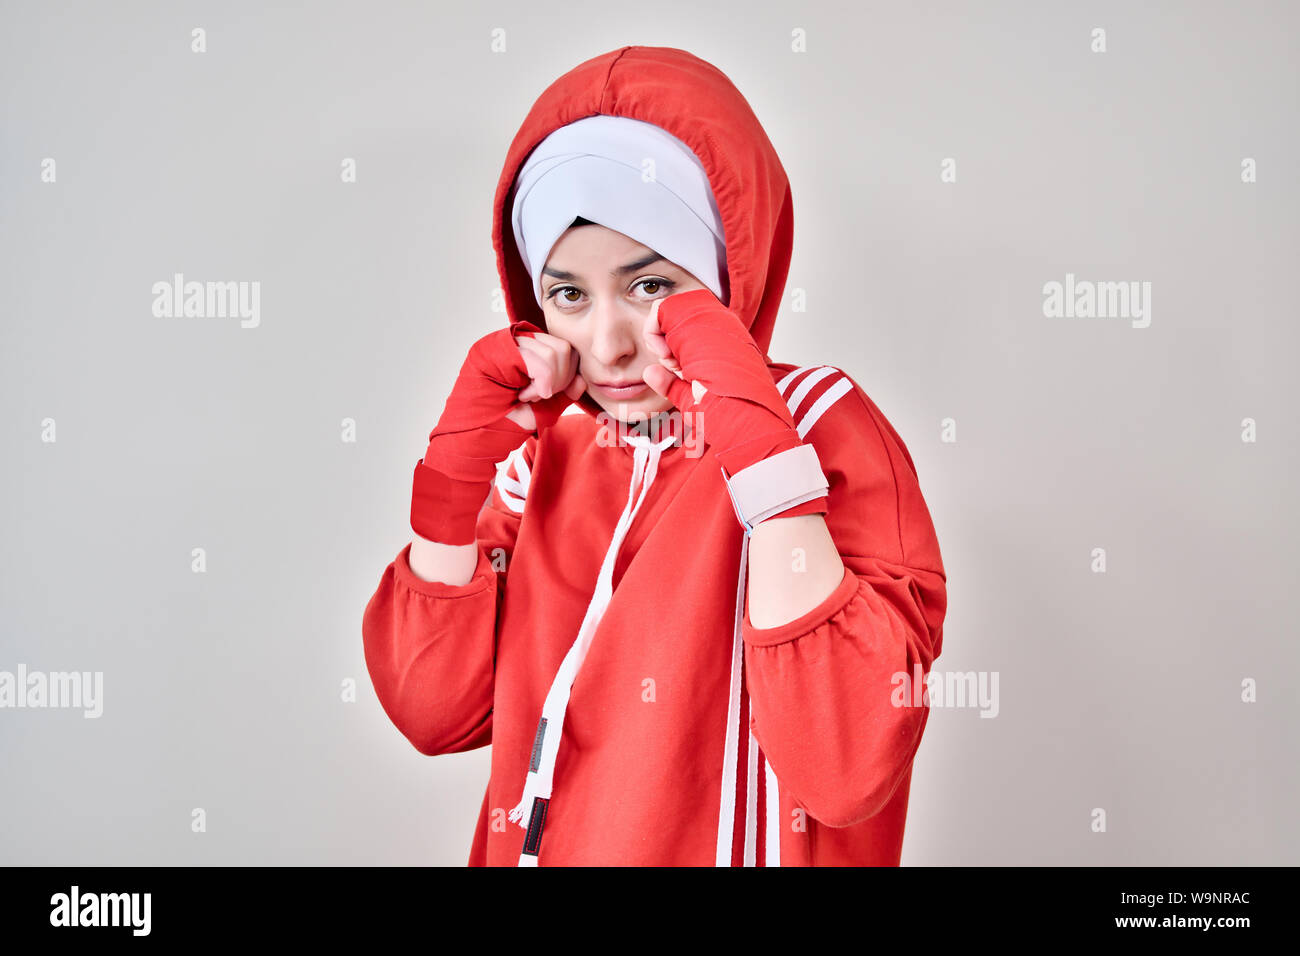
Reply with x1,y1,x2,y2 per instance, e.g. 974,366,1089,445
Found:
362,45,948,866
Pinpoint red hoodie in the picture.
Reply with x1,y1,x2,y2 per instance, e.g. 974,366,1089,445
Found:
362,45,948,866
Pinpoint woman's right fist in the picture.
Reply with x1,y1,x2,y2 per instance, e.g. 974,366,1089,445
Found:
505,331,587,431
413,322,583,545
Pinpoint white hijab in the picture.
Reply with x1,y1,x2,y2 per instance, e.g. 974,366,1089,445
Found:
510,114,727,307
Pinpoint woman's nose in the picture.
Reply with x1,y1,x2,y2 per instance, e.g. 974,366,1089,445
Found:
588,302,641,367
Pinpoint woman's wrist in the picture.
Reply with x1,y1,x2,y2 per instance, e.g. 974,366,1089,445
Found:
408,535,479,587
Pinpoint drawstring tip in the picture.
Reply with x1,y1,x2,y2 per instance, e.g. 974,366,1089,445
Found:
507,791,552,863
507,795,530,827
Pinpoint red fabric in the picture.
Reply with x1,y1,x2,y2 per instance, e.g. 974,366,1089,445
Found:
648,286,830,519
363,45,948,865
410,321,577,544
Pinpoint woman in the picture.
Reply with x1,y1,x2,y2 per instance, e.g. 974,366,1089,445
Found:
362,46,948,866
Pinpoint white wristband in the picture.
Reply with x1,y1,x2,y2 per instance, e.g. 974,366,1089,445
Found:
720,444,829,533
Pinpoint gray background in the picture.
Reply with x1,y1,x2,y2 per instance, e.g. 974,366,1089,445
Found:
2,0,1296,865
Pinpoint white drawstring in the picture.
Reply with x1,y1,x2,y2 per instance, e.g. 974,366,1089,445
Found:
509,429,679,865
715,523,750,864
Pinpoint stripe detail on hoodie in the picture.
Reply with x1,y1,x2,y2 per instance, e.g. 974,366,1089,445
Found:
784,365,839,416
776,365,853,439
712,362,856,867
493,442,531,514
715,520,749,865
744,724,760,866
716,518,784,866
798,377,854,438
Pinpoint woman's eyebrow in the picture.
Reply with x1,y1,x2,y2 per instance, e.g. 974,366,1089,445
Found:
543,253,668,282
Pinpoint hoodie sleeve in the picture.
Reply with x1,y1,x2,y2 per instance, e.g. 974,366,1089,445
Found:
362,436,536,757
741,373,947,828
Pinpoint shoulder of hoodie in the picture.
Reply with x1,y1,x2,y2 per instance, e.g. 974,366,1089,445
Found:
767,362,921,479
772,362,945,574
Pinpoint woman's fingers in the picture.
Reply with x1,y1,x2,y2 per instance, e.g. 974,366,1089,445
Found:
641,362,674,397
516,331,584,405
539,333,579,390
526,331,569,372
643,297,679,370
564,370,587,400
563,341,581,388
535,332,585,391
516,337,551,402
644,327,670,358
643,300,668,356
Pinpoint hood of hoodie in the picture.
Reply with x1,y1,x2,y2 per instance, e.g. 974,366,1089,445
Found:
492,45,794,423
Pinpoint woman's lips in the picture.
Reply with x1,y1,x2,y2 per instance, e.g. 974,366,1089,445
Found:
590,380,650,399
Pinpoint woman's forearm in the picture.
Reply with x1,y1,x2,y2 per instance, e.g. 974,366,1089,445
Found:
407,405,531,587
746,514,846,629
408,535,479,586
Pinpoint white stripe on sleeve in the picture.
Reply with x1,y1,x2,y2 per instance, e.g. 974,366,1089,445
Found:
796,376,854,439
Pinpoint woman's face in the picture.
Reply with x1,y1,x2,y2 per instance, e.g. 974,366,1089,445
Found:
540,223,710,423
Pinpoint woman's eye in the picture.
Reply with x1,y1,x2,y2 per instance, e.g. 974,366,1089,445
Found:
546,286,583,306
635,278,675,297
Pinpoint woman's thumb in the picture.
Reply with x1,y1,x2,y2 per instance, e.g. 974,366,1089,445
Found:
642,364,697,411
526,372,587,433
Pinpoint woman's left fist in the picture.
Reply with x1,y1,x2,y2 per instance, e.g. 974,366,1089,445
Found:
639,288,802,477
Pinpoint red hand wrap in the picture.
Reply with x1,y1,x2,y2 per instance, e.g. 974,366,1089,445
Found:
410,321,573,545
652,288,829,522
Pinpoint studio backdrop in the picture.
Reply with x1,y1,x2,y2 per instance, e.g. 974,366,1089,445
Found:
1,0,1296,865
